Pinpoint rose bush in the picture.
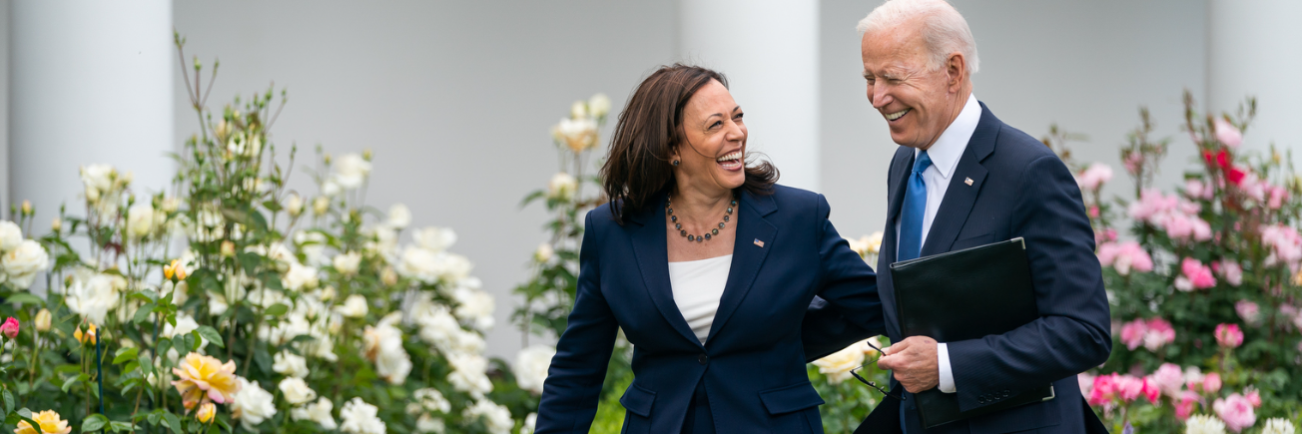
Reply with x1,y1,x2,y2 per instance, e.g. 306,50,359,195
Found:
0,36,534,434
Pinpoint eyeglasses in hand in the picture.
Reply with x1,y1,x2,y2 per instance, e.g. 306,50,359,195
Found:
850,340,905,401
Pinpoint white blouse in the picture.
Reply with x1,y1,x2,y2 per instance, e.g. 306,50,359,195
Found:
667,254,733,344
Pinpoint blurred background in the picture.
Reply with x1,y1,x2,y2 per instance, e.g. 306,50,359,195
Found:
3,0,1299,360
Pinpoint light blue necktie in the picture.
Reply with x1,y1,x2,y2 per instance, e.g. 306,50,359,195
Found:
898,151,932,262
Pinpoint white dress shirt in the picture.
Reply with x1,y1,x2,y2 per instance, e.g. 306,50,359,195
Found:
894,93,982,394
668,254,733,344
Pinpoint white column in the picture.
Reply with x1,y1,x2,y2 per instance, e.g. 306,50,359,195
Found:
1206,0,1302,160
9,0,174,231
679,0,820,192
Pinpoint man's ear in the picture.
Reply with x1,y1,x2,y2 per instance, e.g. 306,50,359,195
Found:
947,53,966,91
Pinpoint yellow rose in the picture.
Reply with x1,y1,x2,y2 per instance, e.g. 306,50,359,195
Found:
14,410,71,434
196,402,217,424
171,353,240,410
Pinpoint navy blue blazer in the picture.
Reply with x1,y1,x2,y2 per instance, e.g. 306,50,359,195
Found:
809,103,1112,434
535,185,886,434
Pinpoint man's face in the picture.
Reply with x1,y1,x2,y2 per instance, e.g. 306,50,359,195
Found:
861,23,961,150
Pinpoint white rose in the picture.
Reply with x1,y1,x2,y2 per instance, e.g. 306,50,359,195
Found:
339,397,386,434
282,263,319,291
1185,414,1227,434
294,231,328,267
80,164,116,193
453,288,495,331
285,193,305,217
2,240,49,290
126,204,156,239
412,388,452,414
232,377,277,430
387,203,412,229
514,345,557,395
447,353,493,398
0,221,22,253
463,400,514,434
589,93,611,119
555,118,598,152
547,172,577,201
534,243,554,263
273,351,310,378
521,413,538,434
291,397,337,430
1261,418,1296,434
278,377,317,405
65,274,118,324
332,153,373,190
336,294,368,318
811,343,865,385
312,196,330,215
363,321,412,384
570,100,588,120
333,252,362,276
413,227,457,253
416,414,446,434
397,246,441,283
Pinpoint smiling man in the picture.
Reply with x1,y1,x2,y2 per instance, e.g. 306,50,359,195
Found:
848,1,1113,433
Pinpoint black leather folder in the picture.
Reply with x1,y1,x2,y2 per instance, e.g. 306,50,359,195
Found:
888,237,1054,428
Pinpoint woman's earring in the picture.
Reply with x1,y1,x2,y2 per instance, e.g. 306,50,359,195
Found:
672,159,680,167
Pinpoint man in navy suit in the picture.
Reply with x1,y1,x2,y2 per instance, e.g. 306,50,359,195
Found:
808,0,1113,432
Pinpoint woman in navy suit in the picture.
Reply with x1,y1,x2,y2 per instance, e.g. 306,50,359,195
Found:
535,64,885,434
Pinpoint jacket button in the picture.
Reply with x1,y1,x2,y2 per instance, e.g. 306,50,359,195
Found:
698,354,709,365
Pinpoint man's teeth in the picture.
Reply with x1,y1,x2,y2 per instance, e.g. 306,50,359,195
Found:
717,151,743,162
885,109,910,121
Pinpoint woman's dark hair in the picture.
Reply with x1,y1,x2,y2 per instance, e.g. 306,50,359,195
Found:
600,64,778,223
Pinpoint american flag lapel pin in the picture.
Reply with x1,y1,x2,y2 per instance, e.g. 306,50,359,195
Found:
964,177,974,186
754,239,765,248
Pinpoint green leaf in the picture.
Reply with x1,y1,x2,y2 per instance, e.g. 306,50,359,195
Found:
264,303,289,317
61,373,89,392
189,330,203,351
139,353,155,377
109,421,137,433
262,199,283,212
113,347,140,364
4,293,43,306
162,411,183,434
197,325,224,348
133,302,156,324
2,388,12,415
82,414,109,432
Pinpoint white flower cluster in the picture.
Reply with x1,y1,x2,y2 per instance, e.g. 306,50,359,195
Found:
322,153,373,196
1186,414,1227,434
340,397,386,434
80,164,131,216
463,399,514,434
363,313,413,385
231,377,277,431
0,221,50,290
406,388,452,434
514,344,557,395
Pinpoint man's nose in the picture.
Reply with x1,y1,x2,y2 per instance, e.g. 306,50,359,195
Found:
870,85,892,109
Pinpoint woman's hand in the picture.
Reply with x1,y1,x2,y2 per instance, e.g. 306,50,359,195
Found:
876,336,938,393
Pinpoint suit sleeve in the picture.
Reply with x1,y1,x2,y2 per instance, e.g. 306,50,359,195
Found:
947,154,1113,412
804,194,886,356
535,211,619,434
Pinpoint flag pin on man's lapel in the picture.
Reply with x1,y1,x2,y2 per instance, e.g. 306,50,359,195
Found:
754,239,765,248
965,177,974,186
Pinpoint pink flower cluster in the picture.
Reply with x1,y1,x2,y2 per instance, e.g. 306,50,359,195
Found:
1215,323,1244,349
1096,241,1153,276
1213,393,1257,432
1260,224,1302,268
1085,372,1160,407
1185,178,1214,200
1128,189,1211,243
1076,163,1114,191
1174,258,1217,291
1214,118,1243,148
1213,260,1243,286
1120,317,1176,352
1280,305,1302,331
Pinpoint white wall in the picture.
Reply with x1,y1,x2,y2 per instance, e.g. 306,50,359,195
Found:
173,1,679,359
819,0,1209,240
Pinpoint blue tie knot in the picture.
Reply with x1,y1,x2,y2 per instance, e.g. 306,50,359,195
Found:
913,151,933,176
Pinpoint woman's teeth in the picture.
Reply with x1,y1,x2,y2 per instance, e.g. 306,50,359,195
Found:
885,108,910,121
717,151,743,170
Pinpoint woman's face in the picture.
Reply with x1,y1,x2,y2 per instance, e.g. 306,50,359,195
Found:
674,79,747,194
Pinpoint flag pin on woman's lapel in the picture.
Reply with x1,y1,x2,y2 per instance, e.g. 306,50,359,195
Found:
754,239,765,248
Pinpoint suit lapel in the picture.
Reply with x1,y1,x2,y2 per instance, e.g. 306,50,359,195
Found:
627,193,705,349
880,147,913,338
920,102,999,256
705,190,778,345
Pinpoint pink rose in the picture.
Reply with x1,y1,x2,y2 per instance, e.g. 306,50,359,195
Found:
1203,372,1223,394
1215,323,1244,349
1244,389,1261,407
1097,241,1153,276
1268,185,1288,209
1078,373,1095,398
1214,118,1243,148
1140,377,1161,404
1145,318,1177,352
1128,189,1178,223
1185,179,1214,200
1235,300,1261,327
1089,373,1119,406
1120,319,1147,351
1213,393,1256,432
1116,375,1144,403
0,317,17,339
1176,258,1217,291
1217,261,1243,286
1175,391,1200,421
1261,225,1302,266
1185,366,1205,391
1076,163,1114,191
1150,363,1185,397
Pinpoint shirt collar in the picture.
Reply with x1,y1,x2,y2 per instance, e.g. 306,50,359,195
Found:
915,93,981,180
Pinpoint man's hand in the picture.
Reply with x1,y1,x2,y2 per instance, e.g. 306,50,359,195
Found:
876,336,939,393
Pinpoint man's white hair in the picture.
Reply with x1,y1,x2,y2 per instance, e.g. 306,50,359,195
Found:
857,0,980,75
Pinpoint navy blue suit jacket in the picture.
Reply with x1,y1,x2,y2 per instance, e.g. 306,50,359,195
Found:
809,103,1112,434
536,185,886,434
